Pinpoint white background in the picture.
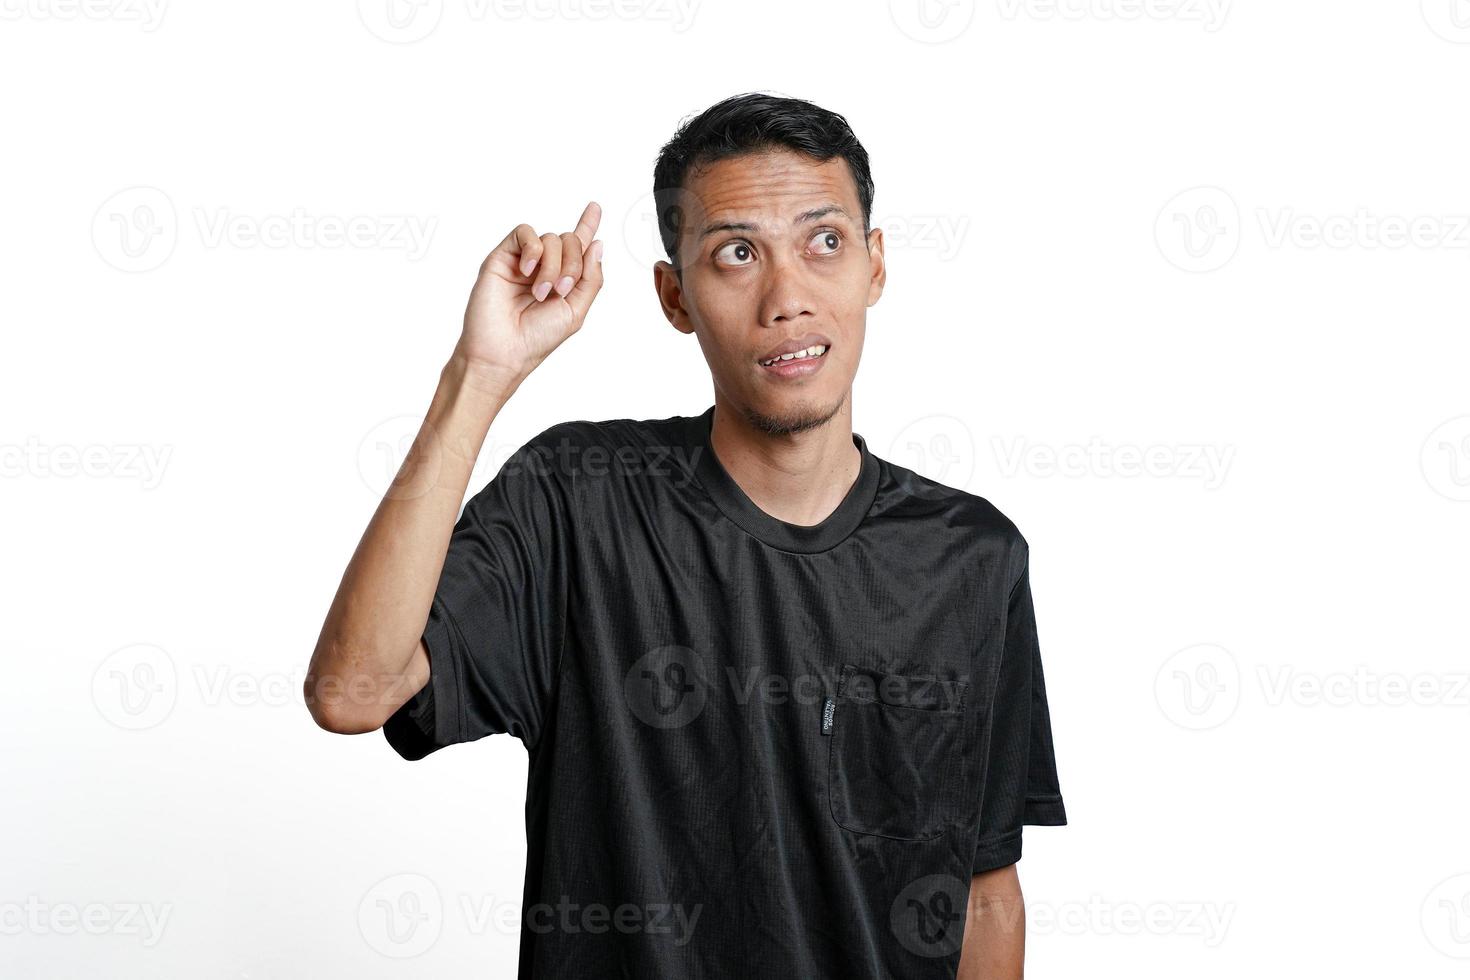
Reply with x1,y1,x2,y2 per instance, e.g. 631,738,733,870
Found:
4,0,1469,976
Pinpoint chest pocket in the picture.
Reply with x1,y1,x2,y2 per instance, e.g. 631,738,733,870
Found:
826,663,971,842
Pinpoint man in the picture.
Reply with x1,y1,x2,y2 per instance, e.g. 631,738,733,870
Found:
305,92,1066,979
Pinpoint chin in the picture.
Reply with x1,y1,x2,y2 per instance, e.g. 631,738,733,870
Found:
740,392,846,437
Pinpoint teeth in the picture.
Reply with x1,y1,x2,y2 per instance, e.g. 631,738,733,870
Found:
761,344,828,367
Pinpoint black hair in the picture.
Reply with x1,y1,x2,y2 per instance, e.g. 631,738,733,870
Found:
651,91,875,273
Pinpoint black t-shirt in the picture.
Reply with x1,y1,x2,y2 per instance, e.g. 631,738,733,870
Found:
384,406,1067,978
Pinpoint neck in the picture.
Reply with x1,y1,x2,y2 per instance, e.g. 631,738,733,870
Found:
707,393,861,527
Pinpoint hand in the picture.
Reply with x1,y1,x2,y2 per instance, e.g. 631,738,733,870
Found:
456,201,604,387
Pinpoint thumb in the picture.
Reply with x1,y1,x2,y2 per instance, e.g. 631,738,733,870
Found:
566,239,604,326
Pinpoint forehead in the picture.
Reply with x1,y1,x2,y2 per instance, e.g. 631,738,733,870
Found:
683,150,860,227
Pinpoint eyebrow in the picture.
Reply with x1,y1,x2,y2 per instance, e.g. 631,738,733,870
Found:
697,204,852,241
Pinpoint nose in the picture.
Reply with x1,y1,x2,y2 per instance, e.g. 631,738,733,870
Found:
758,254,815,327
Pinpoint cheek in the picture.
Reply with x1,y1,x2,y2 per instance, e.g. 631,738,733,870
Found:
823,286,868,341
689,298,754,360
820,262,870,311
688,313,749,377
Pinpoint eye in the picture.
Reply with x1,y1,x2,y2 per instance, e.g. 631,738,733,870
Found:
714,241,755,266
810,229,842,254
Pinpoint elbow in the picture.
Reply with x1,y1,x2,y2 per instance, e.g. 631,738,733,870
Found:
304,676,349,733
305,686,384,734
312,710,383,735
304,662,387,735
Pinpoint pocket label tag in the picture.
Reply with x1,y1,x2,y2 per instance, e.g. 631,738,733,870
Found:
821,697,836,735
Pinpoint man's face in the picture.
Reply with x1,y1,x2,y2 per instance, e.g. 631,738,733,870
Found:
654,149,886,435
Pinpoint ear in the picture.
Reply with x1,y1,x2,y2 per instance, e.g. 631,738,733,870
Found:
653,260,696,335
865,227,886,308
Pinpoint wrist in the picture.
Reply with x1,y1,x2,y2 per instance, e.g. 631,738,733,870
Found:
444,346,523,404
426,353,515,471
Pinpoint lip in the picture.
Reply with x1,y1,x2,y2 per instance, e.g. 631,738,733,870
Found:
760,353,828,380
757,332,833,364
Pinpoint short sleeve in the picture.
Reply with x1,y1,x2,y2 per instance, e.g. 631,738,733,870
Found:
971,554,1067,873
383,427,573,761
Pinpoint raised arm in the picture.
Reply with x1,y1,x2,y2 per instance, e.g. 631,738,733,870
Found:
304,202,605,734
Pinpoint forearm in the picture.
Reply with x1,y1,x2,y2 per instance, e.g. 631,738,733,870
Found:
304,348,516,732
957,865,1026,980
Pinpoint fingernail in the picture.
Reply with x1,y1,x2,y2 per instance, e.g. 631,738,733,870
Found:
555,276,574,296
534,281,551,301
592,241,604,263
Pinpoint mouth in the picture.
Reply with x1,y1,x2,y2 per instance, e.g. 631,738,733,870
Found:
758,342,829,379
756,332,833,380
758,343,828,368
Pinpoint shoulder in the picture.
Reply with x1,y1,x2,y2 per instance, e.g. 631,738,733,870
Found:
872,447,1030,585
514,413,701,486
523,414,685,450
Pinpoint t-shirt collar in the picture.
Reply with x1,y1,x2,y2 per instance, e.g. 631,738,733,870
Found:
682,405,880,554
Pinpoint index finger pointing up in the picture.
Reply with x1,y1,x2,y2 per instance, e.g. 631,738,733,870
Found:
572,201,601,250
